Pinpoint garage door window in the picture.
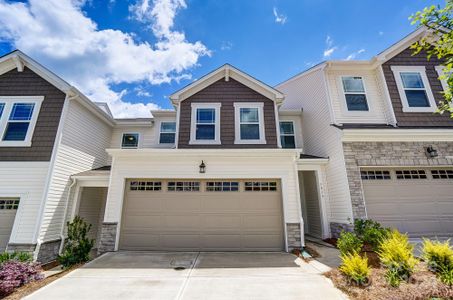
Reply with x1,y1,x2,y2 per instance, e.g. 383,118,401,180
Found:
361,170,391,180
431,170,453,179
206,181,239,192
130,181,162,191
396,170,427,179
244,181,277,191
168,181,200,192
0,198,20,210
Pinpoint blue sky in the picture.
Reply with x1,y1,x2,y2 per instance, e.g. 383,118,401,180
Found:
0,0,444,117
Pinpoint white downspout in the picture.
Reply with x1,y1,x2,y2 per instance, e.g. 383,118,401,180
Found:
58,177,77,254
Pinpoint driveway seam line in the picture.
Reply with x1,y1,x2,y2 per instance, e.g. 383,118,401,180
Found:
175,251,200,300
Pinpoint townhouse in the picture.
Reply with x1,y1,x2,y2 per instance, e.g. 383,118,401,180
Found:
0,26,451,263
278,26,453,238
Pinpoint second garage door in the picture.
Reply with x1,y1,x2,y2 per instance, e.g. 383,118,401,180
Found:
361,168,453,237
0,198,20,251
119,179,284,251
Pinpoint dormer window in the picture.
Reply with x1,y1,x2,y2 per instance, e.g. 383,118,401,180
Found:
0,96,43,147
391,66,437,112
341,76,369,111
234,102,266,144
189,103,221,144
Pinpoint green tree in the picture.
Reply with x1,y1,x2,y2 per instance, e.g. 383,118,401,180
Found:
411,1,453,117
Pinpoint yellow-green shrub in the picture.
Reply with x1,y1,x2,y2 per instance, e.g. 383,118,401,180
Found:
378,230,418,287
339,252,370,285
422,239,453,272
422,239,453,286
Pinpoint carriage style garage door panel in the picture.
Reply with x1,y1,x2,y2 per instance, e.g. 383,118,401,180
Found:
0,198,20,251
361,168,453,237
119,179,284,251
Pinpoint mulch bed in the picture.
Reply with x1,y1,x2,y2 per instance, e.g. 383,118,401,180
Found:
323,238,337,247
325,262,453,300
2,264,81,300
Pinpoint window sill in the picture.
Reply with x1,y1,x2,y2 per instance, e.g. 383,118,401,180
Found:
402,106,437,113
189,139,221,145
234,139,267,145
0,141,32,147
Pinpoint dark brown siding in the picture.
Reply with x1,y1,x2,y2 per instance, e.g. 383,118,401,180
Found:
382,47,453,127
0,67,65,161
178,78,278,148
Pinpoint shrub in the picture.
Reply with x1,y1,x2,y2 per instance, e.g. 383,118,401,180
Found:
58,216,94,268
422,239,453,286
354,219,390,250
422,239,453,272
378,230,418,287
337,231,363,256
0,251,33,264
339,252,370,286
0,261,43,296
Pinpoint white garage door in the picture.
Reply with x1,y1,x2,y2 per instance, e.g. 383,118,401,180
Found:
0,198,20,251
361,168,453,237
119,179,284,251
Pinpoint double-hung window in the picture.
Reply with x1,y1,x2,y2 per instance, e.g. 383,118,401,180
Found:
234,102,265,144
159,122,176,144
190,103,221,144
279,121,295,148
0,96,43,147
341,76,369,111
391,66,437,112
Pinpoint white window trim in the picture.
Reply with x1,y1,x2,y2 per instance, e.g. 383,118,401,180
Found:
234,102,266,144
279,120,296,148
189,103,221,145
0,96,44,147
391,66,437,113
121,132,140,149
338,76,371,115
158,121,176,145
435,66,449,92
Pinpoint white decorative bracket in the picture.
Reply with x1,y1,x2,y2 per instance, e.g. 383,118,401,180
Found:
12,55,24,72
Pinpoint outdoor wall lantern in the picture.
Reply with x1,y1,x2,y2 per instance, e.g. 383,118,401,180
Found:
426,145,438,158
199,160,206,173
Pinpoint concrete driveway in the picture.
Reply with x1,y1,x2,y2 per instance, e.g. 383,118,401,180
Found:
26,252,347,300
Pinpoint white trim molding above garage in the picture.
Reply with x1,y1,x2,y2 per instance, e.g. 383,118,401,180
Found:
102,148,303,252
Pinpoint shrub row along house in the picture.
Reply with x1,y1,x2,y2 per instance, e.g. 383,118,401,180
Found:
0,27,452,263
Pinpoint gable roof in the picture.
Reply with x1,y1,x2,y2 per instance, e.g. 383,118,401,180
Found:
169,64,285,105
0,50,115,126
373,26,430,63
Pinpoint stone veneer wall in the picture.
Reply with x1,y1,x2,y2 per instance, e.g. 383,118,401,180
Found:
98,222,117,254
7,243,36,254
286,223,302,250
37,239,61,263
343,141,453,219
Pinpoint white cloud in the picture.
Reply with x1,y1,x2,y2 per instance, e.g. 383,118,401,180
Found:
345,48,365,61
323,35,337,58
0,0,210,117
273,7,287,24
379,31,384,36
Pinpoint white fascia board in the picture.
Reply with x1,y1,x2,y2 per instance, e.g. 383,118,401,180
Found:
374,27,428,63
170,64,284,104
341,128,453,142
150,110,177,118
106,148,302,159
297,159,329,166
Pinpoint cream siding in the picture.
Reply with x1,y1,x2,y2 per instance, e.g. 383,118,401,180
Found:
326,69,390,124
0,162,49,243
277,68,354,225
103,151,302,249
110,117,176,149
39,100,112,242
